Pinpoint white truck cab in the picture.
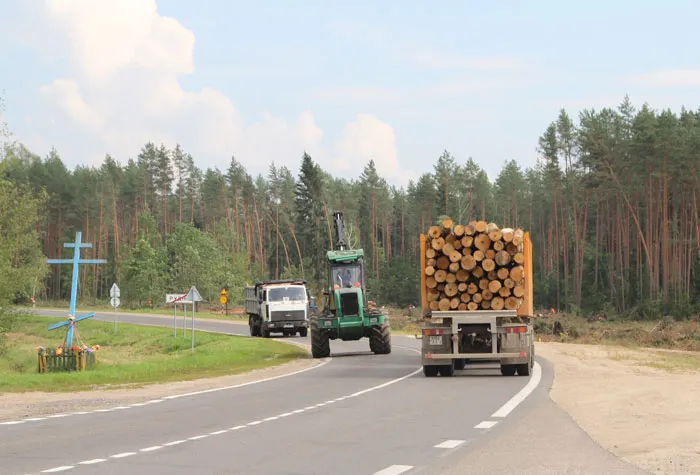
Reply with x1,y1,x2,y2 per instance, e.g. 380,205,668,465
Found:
245,280,309,338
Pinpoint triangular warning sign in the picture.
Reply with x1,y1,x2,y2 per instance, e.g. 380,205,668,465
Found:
187,286,203,302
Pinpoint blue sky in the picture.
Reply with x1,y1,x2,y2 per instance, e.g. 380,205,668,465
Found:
1,0,699,185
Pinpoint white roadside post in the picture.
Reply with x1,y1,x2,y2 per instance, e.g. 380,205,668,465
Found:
187,286,203,354
110,283,120,334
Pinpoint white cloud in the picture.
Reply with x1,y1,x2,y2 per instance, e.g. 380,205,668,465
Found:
16,0,415,185
335,114,416,186
627,69,700,88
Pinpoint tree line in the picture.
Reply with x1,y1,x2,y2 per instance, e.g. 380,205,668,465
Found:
1,95,699,319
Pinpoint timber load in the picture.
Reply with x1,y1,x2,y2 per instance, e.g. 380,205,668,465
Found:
423,218,529,312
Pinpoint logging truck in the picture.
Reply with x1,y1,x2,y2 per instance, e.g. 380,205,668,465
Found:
418,219,535,377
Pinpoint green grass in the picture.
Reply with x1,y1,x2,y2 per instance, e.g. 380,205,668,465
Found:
1,315,307,393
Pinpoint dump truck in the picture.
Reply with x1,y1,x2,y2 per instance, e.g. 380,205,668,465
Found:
418,220,535,377
245,279,310,338
308,211,391,358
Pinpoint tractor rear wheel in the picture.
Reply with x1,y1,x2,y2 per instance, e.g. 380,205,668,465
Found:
310,317,330,358
369,323,391,354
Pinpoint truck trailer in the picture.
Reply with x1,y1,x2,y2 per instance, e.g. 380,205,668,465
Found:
245,279,310,338
418,221,535,377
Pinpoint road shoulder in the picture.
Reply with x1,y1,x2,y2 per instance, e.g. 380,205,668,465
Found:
536,341,700,475
0,357,322,422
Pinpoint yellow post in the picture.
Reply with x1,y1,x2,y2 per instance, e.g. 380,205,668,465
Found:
419,234,428,314
517,232,534,318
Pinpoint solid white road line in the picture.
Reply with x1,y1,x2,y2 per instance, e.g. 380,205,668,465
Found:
434,439,465,449
40,467,74,473
474,420,499,429
140,446,162,452
491,362,542,418
374,465,414,475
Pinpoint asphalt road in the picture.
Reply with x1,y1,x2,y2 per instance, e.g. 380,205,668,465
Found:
1,310,647,475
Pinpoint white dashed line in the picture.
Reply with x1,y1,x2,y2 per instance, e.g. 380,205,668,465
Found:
0,421,25,425
26,417,47,422
278,412,293,418
491,362,542,418
434,439,465,449
78,459,106,465
110,452,136,458
163,440,186,446
40,466,74,473
140,446,162,452
30,365,422,474
374,465,414,475
474,420,498,429
47,414,69,418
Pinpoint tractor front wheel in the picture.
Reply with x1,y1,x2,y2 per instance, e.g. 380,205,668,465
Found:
369,323,391,355
310,317,330,358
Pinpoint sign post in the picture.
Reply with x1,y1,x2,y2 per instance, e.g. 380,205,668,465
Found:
166,293,191,337
187,286,203,353
220,288,228,317
110,283,120,334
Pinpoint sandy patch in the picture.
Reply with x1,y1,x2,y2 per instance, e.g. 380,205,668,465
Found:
0,357,322,422
537,341,700,475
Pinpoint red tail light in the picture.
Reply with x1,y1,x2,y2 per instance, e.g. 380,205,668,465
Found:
422,328,445,336
506,326,527,334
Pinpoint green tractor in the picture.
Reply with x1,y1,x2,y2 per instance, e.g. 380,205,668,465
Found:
309,211,392,358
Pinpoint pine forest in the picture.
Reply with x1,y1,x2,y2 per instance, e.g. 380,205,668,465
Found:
2,96,700,320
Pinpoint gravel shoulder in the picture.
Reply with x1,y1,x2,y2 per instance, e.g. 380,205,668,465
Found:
536,341,700,475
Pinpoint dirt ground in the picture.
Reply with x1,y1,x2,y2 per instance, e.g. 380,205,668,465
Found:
0,357,321,421
536,341,700,475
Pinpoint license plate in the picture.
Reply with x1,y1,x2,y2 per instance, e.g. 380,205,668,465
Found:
429,335,442,345
369,317,377,323
324,320,332,327
284,323,294,328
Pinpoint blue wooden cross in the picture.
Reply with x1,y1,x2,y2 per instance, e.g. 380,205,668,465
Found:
46,231,106,346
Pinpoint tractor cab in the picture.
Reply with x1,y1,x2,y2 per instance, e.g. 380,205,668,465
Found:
325,250,366,318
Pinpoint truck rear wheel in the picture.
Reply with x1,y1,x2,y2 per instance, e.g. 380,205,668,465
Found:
299,327,308,337
438,362,455,377
310,318,330,358
423,365,438,377
369,323,391,354
454,358,466,370
500,364,516,376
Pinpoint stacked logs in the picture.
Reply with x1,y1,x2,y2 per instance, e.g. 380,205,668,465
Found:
425,218,527,312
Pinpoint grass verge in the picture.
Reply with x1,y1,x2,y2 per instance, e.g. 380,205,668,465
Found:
1,315,307,393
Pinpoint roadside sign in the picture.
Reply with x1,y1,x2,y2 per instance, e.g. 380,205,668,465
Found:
220,288,227,297
110,283,120,298
166,293,192,304
187,286,203,302
220,295,228,305
110,297,120,308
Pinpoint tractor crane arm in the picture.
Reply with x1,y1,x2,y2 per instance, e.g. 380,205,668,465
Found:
333,211,346,251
